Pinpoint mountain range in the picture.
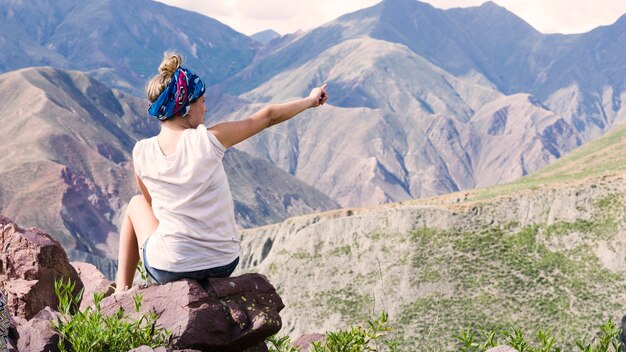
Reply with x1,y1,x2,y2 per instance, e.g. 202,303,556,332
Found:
0,0,258,95
2,0,625,209
218,0,626,206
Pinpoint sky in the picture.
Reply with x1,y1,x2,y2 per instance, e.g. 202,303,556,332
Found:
155,0,626,36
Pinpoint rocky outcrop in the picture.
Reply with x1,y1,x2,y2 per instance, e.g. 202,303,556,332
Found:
1,216,284,351
0,216,83,320
101,274,284,351
12,308,60,352
70,261,114,311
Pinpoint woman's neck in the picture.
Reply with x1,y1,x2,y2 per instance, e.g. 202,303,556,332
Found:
161,117,191,132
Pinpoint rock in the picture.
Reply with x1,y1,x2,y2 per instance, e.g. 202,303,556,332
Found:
71,261,114,311
8,316,23,352
14,307,61,352
101,273,284,351
241,343,269,352
128,346,171,352
486,346,518,352
293,333,325,351
0,216,84,319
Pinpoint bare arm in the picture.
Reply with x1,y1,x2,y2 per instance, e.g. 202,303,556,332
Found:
209,84,328,148
135,174,152,206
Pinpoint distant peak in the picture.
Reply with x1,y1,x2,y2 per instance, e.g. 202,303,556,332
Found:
480,1,502,8
251,29,281,44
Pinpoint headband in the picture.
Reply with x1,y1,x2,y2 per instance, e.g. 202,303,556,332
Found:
148,67,205,120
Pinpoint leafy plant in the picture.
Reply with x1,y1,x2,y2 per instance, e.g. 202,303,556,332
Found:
267,311,398,352
137,260,155,286
51,278,170,352
576,319,623,352
456,320,622,352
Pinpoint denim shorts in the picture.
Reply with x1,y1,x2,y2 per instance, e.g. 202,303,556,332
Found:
142,238,239,285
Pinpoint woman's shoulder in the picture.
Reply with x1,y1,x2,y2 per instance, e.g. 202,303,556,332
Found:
133,136,158,155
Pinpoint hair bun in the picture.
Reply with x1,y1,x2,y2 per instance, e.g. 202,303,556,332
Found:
158,51,183,75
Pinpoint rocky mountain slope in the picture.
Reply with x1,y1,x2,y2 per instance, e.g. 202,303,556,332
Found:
0,0,258,94
238,122,626,350
213,0,625,207
0,67,337,278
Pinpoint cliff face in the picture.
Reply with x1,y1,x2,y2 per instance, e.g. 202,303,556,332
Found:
239,172,626,349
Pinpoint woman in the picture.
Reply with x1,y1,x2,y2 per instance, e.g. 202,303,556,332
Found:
115,52,328,291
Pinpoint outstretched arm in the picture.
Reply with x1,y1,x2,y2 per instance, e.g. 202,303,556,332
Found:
209,84,328,148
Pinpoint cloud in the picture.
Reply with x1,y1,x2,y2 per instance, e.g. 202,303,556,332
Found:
156,0,380,35
155,0,626,35
428,0,626,34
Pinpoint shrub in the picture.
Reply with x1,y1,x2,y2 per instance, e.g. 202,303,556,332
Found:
455,319,623,352
267,311,398,352
51,278,170,352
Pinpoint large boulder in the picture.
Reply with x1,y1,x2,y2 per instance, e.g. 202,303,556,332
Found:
101,274,284,351
70,261,114,311
13,307,60,352
0,216,83,320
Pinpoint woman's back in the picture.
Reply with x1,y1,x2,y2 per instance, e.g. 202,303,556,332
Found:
133,124,239,272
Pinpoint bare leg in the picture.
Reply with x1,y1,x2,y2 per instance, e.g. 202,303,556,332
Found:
115,195,158,292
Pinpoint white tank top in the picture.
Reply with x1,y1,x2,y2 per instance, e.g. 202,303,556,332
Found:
132,124,240,272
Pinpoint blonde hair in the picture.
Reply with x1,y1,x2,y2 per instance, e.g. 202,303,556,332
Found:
146,51,184,102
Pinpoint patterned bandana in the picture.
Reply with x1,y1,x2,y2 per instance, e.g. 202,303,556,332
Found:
148,67,206,121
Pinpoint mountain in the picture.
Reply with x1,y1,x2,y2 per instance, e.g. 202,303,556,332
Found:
0,67,338,278
210,0,625,207
251,29,281,44
238,121,626,350
0,0,259,95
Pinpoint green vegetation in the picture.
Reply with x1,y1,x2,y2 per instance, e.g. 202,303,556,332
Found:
456,319,623,352
315,287,374,323
267,312,398,351
51,279,170,352
395,221,626,350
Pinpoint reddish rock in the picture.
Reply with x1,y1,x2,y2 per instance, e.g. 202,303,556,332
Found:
101,274,284,352
70,261,114,311
241,343,269,352
128,347,171,352
0,216,83,320
293,333,325,351
14,307,61,352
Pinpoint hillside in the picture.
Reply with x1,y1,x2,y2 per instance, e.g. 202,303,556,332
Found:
237,122,626,350
0,67,338,278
